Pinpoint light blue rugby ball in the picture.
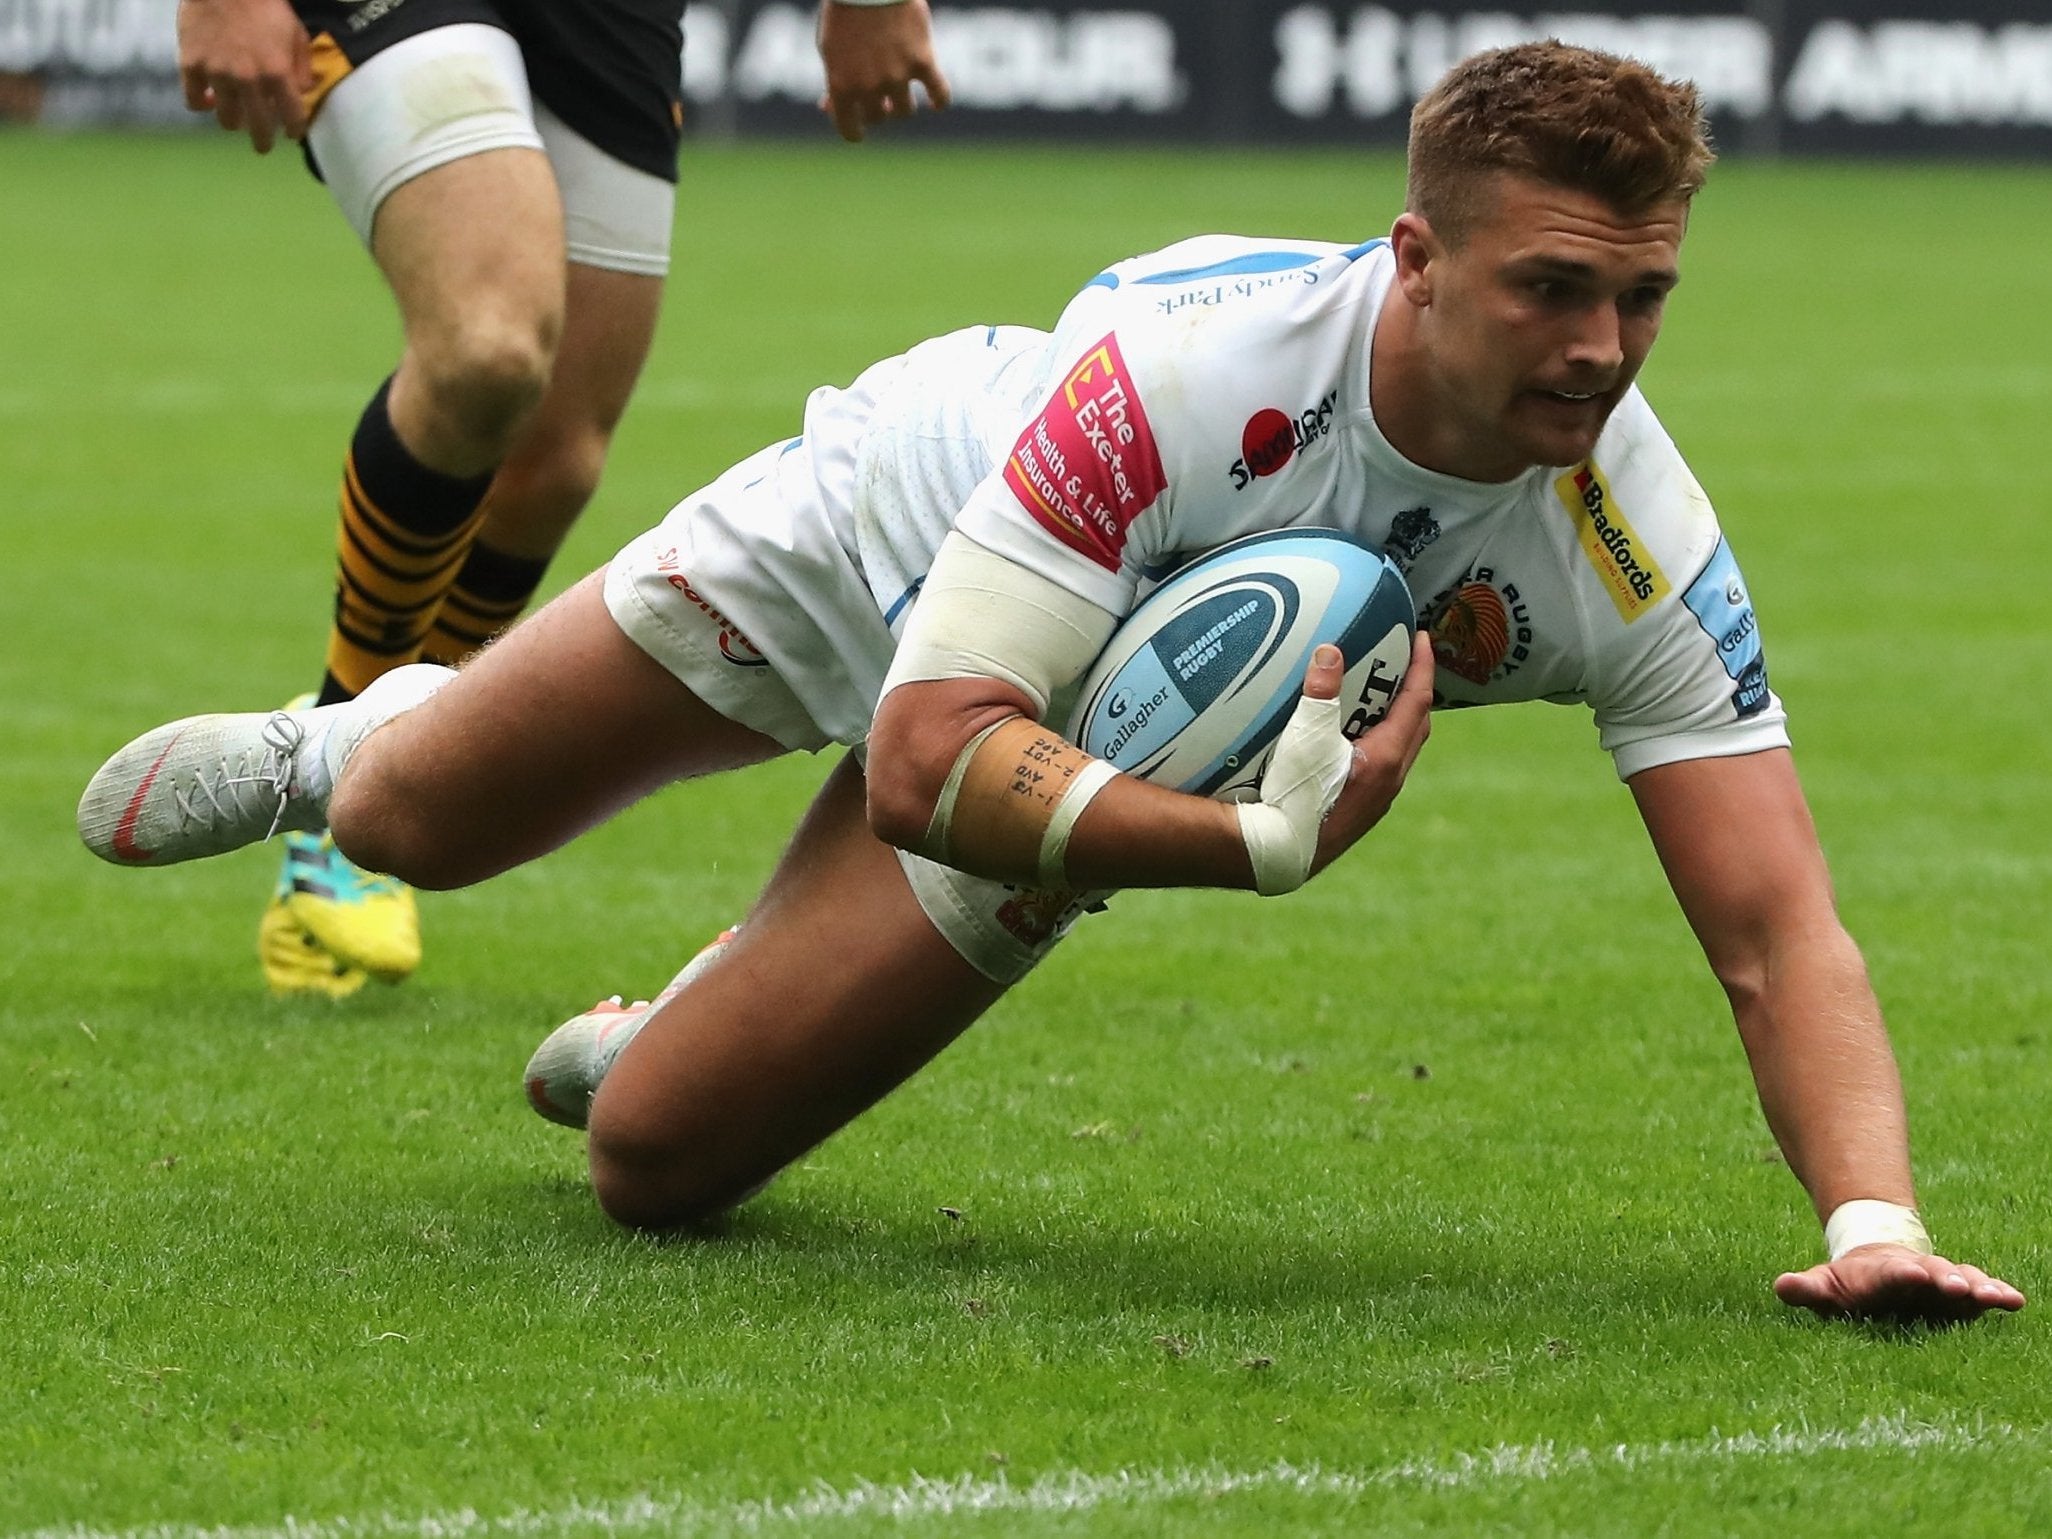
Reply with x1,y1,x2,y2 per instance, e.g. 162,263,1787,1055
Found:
1065,529,1415,801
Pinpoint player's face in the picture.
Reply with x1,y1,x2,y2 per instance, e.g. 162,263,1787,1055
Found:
1394,175,1687,480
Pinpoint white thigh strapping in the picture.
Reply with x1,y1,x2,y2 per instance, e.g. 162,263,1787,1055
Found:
309,25,543,248
309,26,674,276
535,102,676,277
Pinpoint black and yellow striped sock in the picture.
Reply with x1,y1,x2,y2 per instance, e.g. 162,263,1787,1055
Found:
316,378,495,706
419,541,553,669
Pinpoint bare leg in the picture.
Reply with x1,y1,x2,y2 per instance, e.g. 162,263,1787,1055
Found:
472,263,664,560
417,264,668,662
375,147,566,477
329,571,783,890
587,755,1010,1228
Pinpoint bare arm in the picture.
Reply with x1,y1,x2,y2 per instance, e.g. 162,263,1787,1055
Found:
866,637,1435,893
1631,748,2022,1321
815,0,952,143
177,0,312,153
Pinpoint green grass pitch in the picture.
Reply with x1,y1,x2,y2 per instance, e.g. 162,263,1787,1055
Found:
3,134,2050,1535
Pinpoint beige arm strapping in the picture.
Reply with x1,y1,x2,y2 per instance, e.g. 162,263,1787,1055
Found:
915,717,1122,887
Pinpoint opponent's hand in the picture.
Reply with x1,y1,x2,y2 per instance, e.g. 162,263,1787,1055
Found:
1775,1245,2026,1324
177,0,312,154
816,0,952,143
1309,630,1435,876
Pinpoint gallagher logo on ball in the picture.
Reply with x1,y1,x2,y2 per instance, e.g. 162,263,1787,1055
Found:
1228,389,1339,489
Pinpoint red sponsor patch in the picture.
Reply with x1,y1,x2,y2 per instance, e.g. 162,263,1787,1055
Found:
654,546,766,667
995,886,1077,947
1240,408,1296,478
1001,334,1166,571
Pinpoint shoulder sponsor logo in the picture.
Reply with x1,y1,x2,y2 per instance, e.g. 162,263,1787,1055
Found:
1554,462,1668,622
1682,537,1771,718
1228,390,1339,489
1002,333,1166,571
1423,564,1534,687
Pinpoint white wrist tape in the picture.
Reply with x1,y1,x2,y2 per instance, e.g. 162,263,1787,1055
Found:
1824,1199,1932,1260
1234,690,1353,896
1036,758,1119,888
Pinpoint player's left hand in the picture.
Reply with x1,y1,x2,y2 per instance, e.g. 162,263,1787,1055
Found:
817,0,952,143
1774,1244,2025,1324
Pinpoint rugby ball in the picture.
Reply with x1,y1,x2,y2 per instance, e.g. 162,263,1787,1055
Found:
1065,529,1415,800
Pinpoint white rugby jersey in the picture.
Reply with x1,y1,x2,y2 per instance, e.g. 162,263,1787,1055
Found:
753,234,1785,778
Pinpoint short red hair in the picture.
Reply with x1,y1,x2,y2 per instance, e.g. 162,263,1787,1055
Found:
1408,41,1715,244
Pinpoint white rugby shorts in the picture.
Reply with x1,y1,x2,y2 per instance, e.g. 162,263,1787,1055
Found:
603,404,1106,986
309,24,675,275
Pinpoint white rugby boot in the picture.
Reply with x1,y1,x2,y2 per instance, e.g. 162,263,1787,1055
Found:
78,663,452,869
523,927,740,1129
79,707,329,867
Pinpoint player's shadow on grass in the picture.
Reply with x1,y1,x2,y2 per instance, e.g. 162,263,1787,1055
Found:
527,1177,1748,1324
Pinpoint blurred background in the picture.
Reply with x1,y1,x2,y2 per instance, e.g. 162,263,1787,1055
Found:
6,0,2049,157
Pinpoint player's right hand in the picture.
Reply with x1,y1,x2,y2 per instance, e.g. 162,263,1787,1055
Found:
177,0,312,154
1309,630,1434,877
1237,634,1432,894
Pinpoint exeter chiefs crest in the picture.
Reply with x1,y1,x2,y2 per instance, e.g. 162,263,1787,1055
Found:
1425,566,1535,687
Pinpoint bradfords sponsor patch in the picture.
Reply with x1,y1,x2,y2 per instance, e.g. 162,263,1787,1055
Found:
1683,537,1770,718
1003,334,1166,571
1228,389,1338,489
1555,461,1668,621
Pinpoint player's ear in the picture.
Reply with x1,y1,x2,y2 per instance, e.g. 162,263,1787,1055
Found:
1389,212,1441,305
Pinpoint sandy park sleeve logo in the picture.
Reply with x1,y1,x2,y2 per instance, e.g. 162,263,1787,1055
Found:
1002,334,1167,572
1554,462,1669,622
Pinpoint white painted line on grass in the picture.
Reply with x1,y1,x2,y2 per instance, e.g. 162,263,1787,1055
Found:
15,1414,2031,1539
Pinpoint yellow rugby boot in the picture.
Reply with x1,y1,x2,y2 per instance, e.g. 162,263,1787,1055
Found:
279,828,421,983
258,896,369,1000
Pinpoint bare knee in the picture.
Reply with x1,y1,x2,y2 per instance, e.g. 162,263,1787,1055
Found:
327,753,496,892
404,307,560,466
586,1109,774,1232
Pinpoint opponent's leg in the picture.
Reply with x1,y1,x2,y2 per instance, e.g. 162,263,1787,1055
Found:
419,94,679,664
272,142,564,985
316,58,568,705
271,26,568,987
419,262,665,664
580,755,1013,1228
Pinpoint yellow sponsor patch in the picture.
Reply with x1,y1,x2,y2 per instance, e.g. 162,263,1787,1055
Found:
1554,461,1668,621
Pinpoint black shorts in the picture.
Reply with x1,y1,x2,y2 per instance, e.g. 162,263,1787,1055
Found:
295,0,685,183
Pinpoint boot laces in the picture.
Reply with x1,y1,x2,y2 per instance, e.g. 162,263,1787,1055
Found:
172,711,305,842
